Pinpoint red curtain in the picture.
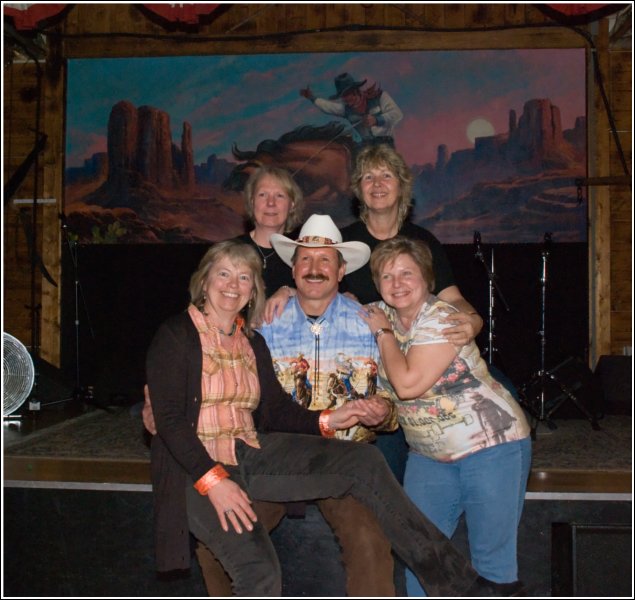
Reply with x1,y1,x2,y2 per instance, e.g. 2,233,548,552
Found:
3,3,222,31
548,4,612,16
142,4,220,25
3,3,69,30
539,3,628,24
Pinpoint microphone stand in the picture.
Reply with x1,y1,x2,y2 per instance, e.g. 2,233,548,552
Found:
58,214,96,410
519,233,600,437
474,232,510,369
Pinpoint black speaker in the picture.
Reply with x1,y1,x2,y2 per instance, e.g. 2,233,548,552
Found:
520,356,600,420
595,355,632,416
552,522,632,596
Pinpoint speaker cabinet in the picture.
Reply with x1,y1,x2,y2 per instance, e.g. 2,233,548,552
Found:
595,355,632,416
552,522,632,597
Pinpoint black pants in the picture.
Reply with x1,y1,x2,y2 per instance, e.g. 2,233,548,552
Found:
186,432,477,596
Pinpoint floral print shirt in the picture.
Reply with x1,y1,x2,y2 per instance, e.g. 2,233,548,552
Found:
377,295,530,461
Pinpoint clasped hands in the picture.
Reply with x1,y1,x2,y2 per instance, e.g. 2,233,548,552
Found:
329,395,391,429
208,396,389,534
142,385,389,535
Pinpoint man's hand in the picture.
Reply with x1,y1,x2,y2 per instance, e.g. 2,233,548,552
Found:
356,395,391,426
142,384,157,435
327,397,390,430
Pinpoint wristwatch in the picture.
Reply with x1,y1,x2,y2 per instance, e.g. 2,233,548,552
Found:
373,328,394,340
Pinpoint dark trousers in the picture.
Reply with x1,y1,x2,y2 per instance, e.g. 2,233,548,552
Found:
373,426,409,484
196,496,395,596
186,432,478,597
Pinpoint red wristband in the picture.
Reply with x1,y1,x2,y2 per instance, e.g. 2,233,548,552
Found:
319,409,336,438
194,464,230,496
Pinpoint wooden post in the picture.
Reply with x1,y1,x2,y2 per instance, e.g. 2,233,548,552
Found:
39,38,66,367
587,18,612,367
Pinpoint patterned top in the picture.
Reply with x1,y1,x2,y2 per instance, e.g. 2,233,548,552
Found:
259,293,396,443
377,296,530,461
189,304,260,466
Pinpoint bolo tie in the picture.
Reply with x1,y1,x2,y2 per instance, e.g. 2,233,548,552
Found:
308,318,325,397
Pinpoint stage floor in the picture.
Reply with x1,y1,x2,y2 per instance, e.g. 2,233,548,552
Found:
3,403,632,495
3,404,632,597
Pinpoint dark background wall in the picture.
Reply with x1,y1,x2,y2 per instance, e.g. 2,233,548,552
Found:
58,241,588,410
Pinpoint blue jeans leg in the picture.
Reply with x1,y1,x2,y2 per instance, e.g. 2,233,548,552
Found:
404,437,532,594
464,437,532,582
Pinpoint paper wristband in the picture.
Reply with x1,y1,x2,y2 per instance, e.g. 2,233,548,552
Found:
319,409,336,438
194,464,230,496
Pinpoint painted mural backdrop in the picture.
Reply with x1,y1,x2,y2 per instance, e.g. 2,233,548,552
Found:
65,50,586,244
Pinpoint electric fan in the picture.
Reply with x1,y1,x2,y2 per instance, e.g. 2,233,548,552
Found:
3,332,35,416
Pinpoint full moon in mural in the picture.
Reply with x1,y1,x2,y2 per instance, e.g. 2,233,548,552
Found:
466,118,495,144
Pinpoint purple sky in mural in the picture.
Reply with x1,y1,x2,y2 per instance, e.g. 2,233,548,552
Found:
66,49,585,169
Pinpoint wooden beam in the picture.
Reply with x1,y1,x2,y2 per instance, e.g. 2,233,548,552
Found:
39,41,65,367
59,27,586,58
527,469,632,494
588,19,612,367
575,176,631,186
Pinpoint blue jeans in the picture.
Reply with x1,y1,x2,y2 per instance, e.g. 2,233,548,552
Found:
186,432,478,596
404,437,532,596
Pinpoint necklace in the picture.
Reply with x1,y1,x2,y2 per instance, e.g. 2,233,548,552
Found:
203,314,238,336
219,321,237,337
253,243,277,270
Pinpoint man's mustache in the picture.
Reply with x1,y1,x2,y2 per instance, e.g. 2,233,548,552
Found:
302,273,329,282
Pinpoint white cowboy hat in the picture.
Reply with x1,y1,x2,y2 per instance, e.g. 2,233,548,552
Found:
270,214,370,275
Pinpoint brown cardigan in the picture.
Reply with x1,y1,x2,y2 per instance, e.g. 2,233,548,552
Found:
146,310,322,572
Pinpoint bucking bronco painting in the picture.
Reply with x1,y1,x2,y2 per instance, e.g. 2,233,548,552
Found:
64,50,586,244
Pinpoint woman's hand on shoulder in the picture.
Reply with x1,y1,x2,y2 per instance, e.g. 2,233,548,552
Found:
263,286,295,324
440,311,483,348
358,303,390,332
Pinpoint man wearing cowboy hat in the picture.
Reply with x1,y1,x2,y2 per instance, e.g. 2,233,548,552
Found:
253,213,399,596
300,72,403,145
191,214,401,596
266,213,393,442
